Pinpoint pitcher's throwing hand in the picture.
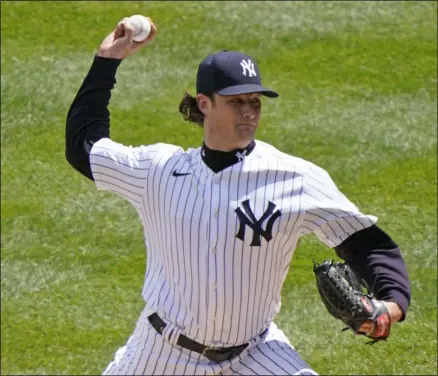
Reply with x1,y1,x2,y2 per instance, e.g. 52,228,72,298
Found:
97,16,157,60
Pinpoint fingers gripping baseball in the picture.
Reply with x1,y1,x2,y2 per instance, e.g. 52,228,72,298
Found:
98,16,157,60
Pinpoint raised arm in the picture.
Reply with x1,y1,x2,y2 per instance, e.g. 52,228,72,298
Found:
65,18,157,180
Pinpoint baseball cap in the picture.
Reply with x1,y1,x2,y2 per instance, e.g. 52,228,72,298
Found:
196,50,279,98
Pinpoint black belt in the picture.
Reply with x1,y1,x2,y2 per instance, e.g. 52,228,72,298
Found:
148,313,250,362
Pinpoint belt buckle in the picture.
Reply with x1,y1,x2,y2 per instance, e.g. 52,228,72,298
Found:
202,347,229,362
202,346,244,362
202,346,231,362
202,346,214,357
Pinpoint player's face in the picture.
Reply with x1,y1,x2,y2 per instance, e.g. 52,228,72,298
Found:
198,92,262,150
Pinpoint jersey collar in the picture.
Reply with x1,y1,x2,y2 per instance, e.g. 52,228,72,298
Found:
201,140,256,173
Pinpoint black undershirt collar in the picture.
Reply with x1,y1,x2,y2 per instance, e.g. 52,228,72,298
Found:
201,140,256,173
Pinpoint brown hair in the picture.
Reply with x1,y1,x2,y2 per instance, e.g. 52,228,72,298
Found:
178,92,214,127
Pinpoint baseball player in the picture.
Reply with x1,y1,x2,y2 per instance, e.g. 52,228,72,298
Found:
65,19,411,375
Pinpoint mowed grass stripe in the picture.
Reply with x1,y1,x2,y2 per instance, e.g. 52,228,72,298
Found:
1,2,436,55
1,252,146,375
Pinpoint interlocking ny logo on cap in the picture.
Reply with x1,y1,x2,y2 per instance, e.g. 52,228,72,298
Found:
240,59,256,77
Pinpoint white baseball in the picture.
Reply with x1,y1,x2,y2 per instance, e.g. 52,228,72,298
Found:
126,15,151,42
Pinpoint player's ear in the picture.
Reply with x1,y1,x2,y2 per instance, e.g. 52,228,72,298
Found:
196,94,211,116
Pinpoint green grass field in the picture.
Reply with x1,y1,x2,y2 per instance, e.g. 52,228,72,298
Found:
1,1,437,375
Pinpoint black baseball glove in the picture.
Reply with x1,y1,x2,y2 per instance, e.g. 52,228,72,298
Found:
313,259,391,344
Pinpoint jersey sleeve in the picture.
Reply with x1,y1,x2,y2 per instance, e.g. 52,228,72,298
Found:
89,138,181,207
300,163,377,248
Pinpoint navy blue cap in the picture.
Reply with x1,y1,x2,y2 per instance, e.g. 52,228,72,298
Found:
196,50,279,98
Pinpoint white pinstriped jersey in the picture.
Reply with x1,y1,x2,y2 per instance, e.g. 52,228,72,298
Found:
90,138,377,348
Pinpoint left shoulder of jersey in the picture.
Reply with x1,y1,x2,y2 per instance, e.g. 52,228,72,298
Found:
253,139,323,173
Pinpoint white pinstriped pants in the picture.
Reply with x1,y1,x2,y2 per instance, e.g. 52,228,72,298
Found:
102,305,317,376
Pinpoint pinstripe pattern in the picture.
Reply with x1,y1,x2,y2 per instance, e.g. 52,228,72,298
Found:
104,310,317,375
91,138,376,375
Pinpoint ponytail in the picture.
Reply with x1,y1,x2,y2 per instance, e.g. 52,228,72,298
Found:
178,92,209,127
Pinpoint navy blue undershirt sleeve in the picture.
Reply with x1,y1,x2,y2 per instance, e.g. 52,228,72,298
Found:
335,225,411,321
65,55,122,180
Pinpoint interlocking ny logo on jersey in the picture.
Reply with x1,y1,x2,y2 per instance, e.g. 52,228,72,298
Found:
236,150,247,161
240,59,257,77
235,200,282,246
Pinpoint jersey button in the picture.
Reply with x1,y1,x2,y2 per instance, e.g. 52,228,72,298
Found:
212,283,217,289
212,246,217,253
214,209,219,218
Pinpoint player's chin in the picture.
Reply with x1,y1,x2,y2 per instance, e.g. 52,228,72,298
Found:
235,124,257,138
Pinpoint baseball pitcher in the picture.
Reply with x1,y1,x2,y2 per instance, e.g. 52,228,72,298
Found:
65,17,411,375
